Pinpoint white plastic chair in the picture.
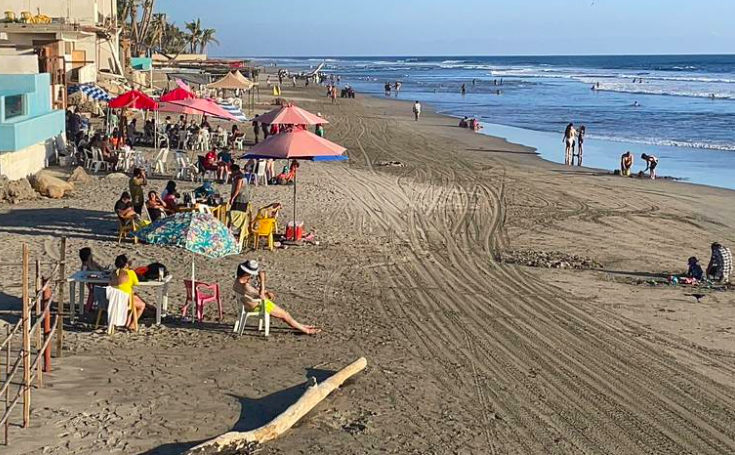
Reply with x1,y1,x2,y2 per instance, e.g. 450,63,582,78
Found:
254,160,268,186
174,152,196,181
234,300,270,337
90,147,109,173
233,137,245,150
153,148,170,175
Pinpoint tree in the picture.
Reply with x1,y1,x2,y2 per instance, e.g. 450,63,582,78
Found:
184,19,203,54
199,28,219,53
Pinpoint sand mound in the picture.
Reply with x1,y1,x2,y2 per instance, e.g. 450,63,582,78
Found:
31,171,74,199
104,173,129,181
0,176,38,204
499,250,603,269
67,166,91,184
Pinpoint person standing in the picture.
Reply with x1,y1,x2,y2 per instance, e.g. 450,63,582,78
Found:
315,124,325,138
461,83,467,95
707,242,733,283
641,153,659,180
413,101,422,121
575,126,586,166
384,82,392,96
252,115,260,144
129,168,147,215
563,123,576,166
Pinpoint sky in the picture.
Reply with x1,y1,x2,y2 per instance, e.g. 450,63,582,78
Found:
158,0,735,57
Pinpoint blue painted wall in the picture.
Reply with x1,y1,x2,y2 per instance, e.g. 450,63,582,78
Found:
0,73,65,152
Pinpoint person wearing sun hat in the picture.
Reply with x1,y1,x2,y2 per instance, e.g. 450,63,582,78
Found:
233,260,320,335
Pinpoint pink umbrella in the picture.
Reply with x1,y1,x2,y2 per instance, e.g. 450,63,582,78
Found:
255,104,329,126
157,102,201,115
245,128,347,239
169,98,240,121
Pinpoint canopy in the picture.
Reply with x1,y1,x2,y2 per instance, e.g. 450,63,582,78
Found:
169,98,241,121
245,128,346,161
208,70,254,91
157,102,201,115
68,84,111,102
218,101,249,122
166,72,211,86
160,87,195,102
255,104,328,126
109,90,158,110
134,212,239,259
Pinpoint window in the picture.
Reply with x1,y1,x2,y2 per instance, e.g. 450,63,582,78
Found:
4,95,24,120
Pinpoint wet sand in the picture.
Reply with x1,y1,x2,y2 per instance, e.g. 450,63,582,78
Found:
0,81,734,454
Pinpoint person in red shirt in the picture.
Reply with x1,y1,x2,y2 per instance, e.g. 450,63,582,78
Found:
201,149,218,173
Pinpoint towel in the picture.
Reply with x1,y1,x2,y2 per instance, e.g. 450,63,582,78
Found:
105,287,130,333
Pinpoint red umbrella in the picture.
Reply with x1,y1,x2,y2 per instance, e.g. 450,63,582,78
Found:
255,104,329,126
157,102,201,115
169,98,240,121
245,129,347,240
109,90,158,110
160,87,195,102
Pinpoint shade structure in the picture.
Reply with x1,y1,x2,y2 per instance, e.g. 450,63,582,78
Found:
160,87,195,102
134,212,239,259
68,84,111,102
109,90,158,110
208,70,254,91
218,101,248,122
166,72,211,86
157,102,201,115
169,98,241,121
175,79,193,92
244,129,347,241
255,104,329,126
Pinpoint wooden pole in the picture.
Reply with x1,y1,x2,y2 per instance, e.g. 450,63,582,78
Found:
34,259,42,387
185,357,367,455
21,244,30,428
4,325,9,445
56,237,66,358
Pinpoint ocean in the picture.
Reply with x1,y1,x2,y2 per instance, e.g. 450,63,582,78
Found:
258,55,735,190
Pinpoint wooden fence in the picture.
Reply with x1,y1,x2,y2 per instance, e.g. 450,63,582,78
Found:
0,238,67,447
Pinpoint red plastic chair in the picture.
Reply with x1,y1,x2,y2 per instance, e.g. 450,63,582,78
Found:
182,280,223,322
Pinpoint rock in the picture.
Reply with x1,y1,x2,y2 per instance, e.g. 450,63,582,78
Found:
0,176,38,203
31,171,74,199
67,166,91,184
500,250,602,270
104,173,129,181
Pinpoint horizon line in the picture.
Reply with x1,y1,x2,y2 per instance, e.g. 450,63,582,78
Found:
212,52,735,59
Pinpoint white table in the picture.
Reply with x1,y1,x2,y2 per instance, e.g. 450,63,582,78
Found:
67,271,172,325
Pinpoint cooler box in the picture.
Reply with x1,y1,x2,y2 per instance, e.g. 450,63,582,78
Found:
286,221,304,241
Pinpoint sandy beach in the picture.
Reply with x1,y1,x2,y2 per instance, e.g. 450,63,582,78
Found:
1,81,734,454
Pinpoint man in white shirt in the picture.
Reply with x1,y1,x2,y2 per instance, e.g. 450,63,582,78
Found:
413,101,422,121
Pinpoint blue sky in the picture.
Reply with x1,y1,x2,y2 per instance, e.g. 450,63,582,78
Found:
158,0,735,57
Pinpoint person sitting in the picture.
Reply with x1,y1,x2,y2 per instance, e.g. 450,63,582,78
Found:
79,247,105,272
706,242,732,283
161,181,180,213
199,149,218,174
109,255,147,329
217,149,233,183
233,260,320,335
459,117,469,128
621,151,634,176
115,192,139,225
146,191,167,222
686,256,704,281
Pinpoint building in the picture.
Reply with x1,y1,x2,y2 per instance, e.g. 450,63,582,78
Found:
0,73,65,180
0,0,122,109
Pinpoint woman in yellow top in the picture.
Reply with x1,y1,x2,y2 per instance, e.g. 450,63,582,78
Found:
109,255,147,329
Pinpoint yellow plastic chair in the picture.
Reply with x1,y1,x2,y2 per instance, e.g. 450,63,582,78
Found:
250,218,276,251
117,219,139,244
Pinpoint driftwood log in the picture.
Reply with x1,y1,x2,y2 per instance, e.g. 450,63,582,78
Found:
183,357,368,455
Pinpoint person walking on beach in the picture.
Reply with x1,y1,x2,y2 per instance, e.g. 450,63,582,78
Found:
620,151,634,176
563,123,577,165
575,126,586,166
413,101,422,121
384,82,392,96
641,153,659,180
394,81,402,97
252,116,260,144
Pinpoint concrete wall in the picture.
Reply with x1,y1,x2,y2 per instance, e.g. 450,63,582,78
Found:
0,0,117,25
0,139,56,180
0,73,65,153
0,54,39,74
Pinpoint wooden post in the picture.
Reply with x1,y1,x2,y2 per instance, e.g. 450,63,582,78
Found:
55,237,66,358
34,259,42,387
22,244,30,428
5,325,9,445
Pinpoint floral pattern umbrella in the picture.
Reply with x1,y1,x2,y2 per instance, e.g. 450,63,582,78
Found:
134,212,239,259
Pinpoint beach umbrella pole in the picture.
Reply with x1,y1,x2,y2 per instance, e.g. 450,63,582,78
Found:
191,256,196,323
292,172,297,241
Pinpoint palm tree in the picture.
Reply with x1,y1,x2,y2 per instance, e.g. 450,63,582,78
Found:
184,19,203,54
146,13,167,53
199,28,219,54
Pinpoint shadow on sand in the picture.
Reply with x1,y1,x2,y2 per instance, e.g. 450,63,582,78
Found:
0,208,115,242
136,368,339,455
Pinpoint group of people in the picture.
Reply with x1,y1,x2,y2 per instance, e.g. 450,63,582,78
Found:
459,116,482,132
684,243,732,284
384,81,402,97
620,151,659,179
563,123,587,166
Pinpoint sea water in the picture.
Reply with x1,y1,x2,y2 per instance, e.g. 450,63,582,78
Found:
261,55,735,190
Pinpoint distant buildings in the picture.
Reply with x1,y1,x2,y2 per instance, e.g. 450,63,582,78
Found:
0,0,122,179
